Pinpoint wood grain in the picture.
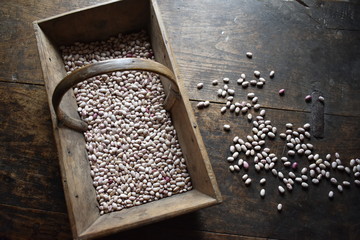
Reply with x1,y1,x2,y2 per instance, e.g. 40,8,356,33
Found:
1,0,360,239
192,102,360,240
0,82,67,213
0,204,71,240
0,0,106,85
0,203,266,240
157,0,360,117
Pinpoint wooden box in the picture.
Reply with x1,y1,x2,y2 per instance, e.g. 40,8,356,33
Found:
33,0,222,239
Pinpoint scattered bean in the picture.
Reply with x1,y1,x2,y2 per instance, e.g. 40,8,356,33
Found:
246,52,253,58
260,178,266,185
278,186,285,194
245,178,252,185
305,95,312,102
269,71,275,78
279,89,285,96
223,124,231,131
260,189,266,198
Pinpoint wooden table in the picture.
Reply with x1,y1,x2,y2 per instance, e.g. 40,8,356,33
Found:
1,0,359,239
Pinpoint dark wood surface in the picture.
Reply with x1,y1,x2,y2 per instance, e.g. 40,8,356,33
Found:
1,0,359,239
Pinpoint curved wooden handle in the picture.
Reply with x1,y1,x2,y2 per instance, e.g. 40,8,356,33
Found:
52,58,180,132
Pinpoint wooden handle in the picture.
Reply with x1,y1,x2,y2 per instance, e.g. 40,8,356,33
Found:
52,58,180,132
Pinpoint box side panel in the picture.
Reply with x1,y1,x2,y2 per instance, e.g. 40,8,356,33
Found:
149,1,222,201
80,190,217,239
34,23,100,238
38,0,150,46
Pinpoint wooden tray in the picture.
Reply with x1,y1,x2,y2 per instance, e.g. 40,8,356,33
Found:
33,0,222,239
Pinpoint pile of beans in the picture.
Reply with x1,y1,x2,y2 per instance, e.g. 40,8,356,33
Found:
197,52,360,212
61,30,192,215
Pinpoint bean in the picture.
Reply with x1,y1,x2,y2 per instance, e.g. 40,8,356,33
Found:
269,71,275,78
337,165,345,171
291,162,298,170
301,182,309,188
227,157,235,162
350,159,356,166
217,89,223,97
355,180,360,186
260,178,266,185
243,161,249,170
284,161,291,167
257,82,264,87
196,102,205,109
288,150,295,156
227,89,235,95
234,165,240,171
247,92,255,99
223,124,231,131
250,80,257,86
246,52,253,58
312,178,319,184
236,79,243,85
254,104,261,110
260,189,266,198
279,89,285,96
280,133,287,139
197,83,204,89
343,181,350,187
268,132,276,139
330,178,337,184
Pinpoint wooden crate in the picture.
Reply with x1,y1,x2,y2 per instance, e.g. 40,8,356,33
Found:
33,0,222,239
